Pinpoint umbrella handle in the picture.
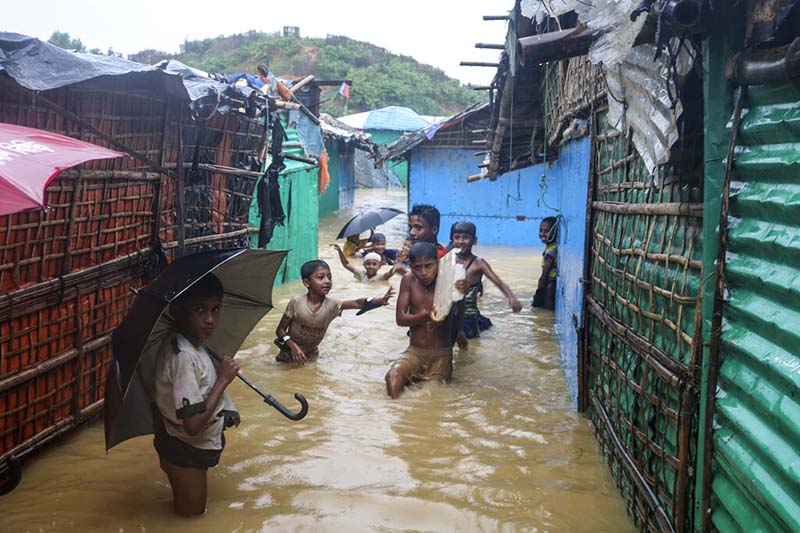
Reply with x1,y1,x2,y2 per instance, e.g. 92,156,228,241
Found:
208,352,309,421
260,391,309,421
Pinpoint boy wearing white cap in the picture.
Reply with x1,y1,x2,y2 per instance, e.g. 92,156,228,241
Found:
332,245,398,282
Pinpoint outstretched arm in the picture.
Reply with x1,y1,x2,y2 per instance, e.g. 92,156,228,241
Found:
330,243,356,273
478,259,522,313
380,263,400,281
341,286,395,311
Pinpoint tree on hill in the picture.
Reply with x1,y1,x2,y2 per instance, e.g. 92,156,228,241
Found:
158,32,483,116
48,31,85,52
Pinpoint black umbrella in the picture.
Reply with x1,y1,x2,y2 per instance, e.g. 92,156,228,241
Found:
336,207,404,239
104,247,306,451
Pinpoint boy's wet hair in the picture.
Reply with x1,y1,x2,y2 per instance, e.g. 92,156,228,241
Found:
410,204,440,231
300,260,330,280
177,273,224,304
257,64,269,77
371,232,386,243
409,242,437,262
450,221,477,239
541,216,558,243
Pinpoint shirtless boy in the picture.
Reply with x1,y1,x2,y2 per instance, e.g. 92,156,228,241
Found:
384,242,465,399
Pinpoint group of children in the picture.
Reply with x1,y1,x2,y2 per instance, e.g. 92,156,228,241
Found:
149,203,559,516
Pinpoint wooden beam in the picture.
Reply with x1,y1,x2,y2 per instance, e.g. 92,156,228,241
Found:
290,75,315,93
460,61,501,67
517,26,597,65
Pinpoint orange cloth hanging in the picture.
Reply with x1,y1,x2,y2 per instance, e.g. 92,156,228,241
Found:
318,151,331,195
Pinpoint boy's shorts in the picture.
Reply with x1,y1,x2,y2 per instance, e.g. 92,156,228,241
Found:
153,428,224,470
391,345,453,382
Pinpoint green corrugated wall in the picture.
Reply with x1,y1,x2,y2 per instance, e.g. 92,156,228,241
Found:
707,81,800,532
369,129,408,185
250,120,319,284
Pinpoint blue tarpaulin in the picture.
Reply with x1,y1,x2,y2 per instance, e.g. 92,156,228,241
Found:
338,106,429,132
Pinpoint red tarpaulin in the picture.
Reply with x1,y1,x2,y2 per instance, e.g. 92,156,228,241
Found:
0,123,125,215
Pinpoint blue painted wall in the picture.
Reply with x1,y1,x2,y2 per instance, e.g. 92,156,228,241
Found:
552,135,591,405
408,148,560,246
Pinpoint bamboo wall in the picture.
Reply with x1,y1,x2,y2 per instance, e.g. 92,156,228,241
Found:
0,78,266,465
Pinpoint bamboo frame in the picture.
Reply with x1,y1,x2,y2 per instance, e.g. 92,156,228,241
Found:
0,75,268,462
580,102,704,532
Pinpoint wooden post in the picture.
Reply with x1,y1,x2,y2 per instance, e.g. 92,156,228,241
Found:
175,114,186,257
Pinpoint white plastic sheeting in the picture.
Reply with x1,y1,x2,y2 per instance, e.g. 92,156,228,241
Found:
604,41,695,174
433,249,466,321
522,0,647,66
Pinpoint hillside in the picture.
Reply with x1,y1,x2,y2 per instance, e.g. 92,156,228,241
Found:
130,32,482,116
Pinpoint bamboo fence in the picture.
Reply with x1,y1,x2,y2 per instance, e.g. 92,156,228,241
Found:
0,78,266,465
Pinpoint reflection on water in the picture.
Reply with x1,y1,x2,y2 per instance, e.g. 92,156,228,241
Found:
3,189,634,532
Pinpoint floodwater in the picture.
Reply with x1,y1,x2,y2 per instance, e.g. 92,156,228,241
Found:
3,189,634,532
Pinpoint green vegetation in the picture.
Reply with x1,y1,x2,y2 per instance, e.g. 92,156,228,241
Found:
48,31,85,52
151,32,482,116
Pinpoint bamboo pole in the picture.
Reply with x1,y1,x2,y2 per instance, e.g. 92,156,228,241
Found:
174,117,186,257
590,392,676,533
700,86,746,532
592,201,704,217
290,75,315,93
460,62,501,68
475,43,505,49
160,227,251,250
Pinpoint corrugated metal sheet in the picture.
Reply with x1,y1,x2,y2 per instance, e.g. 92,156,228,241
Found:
710,81,800,532
250,120,319,284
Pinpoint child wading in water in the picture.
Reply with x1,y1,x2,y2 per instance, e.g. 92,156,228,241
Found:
331,244,398,282
407,204,448,259
152,274,241,516
450,221,522,338
275,260,393,364
532,216,558,310
385,242,466,399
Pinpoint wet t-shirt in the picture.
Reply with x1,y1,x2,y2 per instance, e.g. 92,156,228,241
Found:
283,295,343,359
154,332,237,450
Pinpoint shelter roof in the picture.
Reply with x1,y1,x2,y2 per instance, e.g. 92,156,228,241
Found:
376,103,490,162
337,106,430,132
0,33,263,116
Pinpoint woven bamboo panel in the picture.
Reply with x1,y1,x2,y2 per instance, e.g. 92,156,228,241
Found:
0,77,267,465
159,114,265,254
0,85,162,292
0,270,141,456
542,56,604,146
584,109,702,532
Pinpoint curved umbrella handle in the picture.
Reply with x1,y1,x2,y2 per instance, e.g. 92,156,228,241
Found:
262,392,309,421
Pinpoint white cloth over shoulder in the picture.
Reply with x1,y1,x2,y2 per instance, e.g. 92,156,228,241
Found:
433,248,466,321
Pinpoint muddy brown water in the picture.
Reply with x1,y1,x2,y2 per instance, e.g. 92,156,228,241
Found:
2,189,634,532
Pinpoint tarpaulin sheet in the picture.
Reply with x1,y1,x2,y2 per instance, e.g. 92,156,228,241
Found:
0,33,256,106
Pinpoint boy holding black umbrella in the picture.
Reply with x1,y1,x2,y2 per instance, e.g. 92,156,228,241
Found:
152,274,241,517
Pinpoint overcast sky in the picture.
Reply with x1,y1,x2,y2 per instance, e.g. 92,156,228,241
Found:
4,0,511,86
